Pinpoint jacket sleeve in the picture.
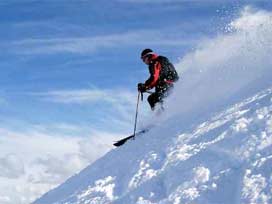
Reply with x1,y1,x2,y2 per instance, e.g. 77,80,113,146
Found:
144,61,161,89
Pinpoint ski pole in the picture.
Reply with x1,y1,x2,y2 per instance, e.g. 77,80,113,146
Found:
133,91,141,139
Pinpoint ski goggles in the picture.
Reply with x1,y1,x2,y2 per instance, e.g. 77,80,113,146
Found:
141,52,155,61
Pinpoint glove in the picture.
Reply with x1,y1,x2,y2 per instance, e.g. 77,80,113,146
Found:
137,83,146,93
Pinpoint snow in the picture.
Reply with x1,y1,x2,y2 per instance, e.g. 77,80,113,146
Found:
34,7,272,204
76,176,116,203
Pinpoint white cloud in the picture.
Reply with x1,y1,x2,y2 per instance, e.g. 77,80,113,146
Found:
36,88,135,105
0,125,120,204
29,153,86,184
0,96,8,106
118,0,212,3
117,0,179,4
78,130,121,162
0,154,25,179
10,29,198,55
36,87,138,116
39,89,107,103
32,87,151,131
117,0,243,3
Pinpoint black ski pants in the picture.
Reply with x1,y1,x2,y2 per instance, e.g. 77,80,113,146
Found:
147,83,173,110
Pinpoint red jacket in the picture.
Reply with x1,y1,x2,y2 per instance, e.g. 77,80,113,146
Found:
144,54,161,90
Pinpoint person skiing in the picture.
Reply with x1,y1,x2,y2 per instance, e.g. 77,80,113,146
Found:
138,48,179,110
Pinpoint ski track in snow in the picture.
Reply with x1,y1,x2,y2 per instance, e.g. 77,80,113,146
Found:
34,87,272,204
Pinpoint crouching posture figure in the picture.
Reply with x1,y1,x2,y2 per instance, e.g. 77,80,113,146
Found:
138,48,179,110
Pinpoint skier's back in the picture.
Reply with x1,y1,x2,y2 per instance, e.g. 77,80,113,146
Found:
138,48,179,110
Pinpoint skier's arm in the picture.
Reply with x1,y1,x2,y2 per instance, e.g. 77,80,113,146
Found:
144,61,161,89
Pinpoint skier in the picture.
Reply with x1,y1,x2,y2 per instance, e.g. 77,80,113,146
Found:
138,48,179,110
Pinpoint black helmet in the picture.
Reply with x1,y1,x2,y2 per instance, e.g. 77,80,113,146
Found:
141,48,153,59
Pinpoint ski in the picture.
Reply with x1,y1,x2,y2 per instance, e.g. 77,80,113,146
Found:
113,129,149,147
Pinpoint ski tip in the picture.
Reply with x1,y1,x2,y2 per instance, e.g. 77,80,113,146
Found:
113,135,135,147
113,140,127,147
113,142,122,147
113,128,150,147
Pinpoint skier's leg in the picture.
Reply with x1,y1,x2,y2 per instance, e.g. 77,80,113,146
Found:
147,92,160,110
154,84,173,111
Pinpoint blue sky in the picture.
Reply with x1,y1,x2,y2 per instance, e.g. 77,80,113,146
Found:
1,0,271,134
0,0,269,132
0,1,272,203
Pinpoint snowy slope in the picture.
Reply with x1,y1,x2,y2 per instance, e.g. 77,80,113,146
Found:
34,7,272,204
34,87,272,204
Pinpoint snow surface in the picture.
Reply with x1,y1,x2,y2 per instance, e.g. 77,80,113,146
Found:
34,7,272,204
